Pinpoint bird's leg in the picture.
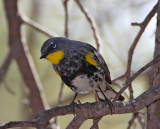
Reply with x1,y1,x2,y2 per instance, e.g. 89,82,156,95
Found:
98,87,114,114
70,93,78,114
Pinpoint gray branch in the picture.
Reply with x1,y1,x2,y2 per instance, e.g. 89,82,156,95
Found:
1,83,160,129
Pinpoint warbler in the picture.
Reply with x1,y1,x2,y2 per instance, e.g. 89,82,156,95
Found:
40,37,124,113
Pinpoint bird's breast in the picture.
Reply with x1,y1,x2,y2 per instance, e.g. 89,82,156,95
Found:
46,50,64,65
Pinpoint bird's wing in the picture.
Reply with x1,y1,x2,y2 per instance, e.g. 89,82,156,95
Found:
85,44,112,84
84,44,124,101
93,50,112,84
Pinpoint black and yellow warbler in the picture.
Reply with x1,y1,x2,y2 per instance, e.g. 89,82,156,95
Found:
40,37,124,113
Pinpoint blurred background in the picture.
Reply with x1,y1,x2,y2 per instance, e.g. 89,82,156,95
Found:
0,0,157,128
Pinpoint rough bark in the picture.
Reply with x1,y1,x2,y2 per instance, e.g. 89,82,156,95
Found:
1,83,160,129
147,1,160,129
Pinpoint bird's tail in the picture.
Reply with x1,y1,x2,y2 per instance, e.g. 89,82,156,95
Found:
95,82,124,101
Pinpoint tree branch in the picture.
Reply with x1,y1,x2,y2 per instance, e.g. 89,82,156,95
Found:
0,50,13,84
112,3,158,98
4,0,48,114
1,83,160,129
21,15,58,37
137,114,145,129
125,2,158,99
90,117,102,129
75,0,101,51
0,121,36,129
147,1,160,128
114,54,160,101
63,0,69,38
66,114,86,129
2,81,15,95
127,112,138,129
126,2,158,76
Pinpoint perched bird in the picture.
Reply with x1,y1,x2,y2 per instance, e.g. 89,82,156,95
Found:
40,37,124,114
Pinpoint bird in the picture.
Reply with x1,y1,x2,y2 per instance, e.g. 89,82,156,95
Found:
40,37,124,114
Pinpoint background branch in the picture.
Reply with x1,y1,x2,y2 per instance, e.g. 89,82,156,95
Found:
75,0,101,51
112,2,158,84
63,0,69,38
66,114,86,129
21,15,58,37
127,113,138,129
0,50,13,84
90,117,102,129
125,2,158,99
147,1,160,128
126,2,158,77
4,0,49,114
0,121,36,129
114,54,160,101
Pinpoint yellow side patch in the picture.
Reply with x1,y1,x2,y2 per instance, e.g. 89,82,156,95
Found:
46,51,64,65
85,52,97,66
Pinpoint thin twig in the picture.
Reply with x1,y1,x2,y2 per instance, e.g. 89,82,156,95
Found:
125,2,158,99
113,80,130,100
0,121,36,129
2,81,15,95
21,15,58,37
128,84,134,100
0,50,13,84
90,117,102,129
63,0,69,38
127,113,138,129
137,114,145,129
57,81,65,106
114,54,160,101
112,3,158,100
75,0,101,51
4,0,49,114
66,114,86,129
131,22,141,26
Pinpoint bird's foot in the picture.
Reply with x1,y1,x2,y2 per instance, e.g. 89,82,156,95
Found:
104,99,114,115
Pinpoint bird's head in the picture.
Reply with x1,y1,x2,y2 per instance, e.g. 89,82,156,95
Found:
40,37,67,64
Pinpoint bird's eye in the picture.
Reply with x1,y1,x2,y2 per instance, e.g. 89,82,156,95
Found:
51,42,56,48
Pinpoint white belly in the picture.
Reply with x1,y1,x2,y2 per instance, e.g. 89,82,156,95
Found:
71,75,93,94
71,73,117,101
71,74,106,94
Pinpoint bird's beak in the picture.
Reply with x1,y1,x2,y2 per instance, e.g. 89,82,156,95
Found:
40,54,46,59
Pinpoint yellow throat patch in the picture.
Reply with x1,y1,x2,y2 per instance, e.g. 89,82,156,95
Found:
85,52,97,66
46,50,64,65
